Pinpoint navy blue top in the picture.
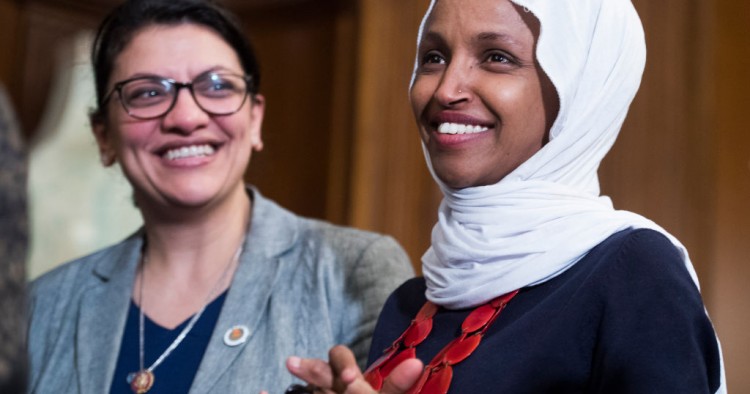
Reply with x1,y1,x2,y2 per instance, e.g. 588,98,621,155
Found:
368,229,721,393
110,291,228,393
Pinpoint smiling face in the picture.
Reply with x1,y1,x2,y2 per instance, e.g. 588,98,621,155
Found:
411,0,558,189
93,23,264,215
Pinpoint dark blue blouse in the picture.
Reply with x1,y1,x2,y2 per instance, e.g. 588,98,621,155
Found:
368,229,722,393
110,291,227,393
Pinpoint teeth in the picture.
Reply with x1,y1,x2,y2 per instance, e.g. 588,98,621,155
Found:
437,123,489,135
165,144,216,160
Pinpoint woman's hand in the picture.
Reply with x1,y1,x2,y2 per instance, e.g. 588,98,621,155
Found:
285,345,423,394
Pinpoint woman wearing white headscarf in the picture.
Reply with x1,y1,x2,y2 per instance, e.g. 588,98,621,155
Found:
283,0,725,392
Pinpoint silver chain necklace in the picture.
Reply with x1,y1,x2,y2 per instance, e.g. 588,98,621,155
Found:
127,245,243,393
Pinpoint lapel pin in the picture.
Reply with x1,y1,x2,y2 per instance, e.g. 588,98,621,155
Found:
223,325,250,347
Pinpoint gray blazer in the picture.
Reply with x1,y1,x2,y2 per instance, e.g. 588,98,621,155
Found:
27,188,413,393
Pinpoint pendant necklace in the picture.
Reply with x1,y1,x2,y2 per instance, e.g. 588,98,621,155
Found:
127,244,243,394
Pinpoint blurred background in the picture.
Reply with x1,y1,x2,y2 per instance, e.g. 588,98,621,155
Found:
0,0,747,390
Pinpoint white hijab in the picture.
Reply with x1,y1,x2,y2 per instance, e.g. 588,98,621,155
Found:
418,4,726,389
418,0,695,308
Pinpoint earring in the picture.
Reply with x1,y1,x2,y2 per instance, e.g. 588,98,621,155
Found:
100,152,115,166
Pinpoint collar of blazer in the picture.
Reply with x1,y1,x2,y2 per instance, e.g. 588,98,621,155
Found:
74,186,300,393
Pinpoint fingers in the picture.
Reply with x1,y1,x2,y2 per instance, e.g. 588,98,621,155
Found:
380,358,424,394
286,356,335,389
285,345,420,394
342,378,378,394
328,345,364,386
341,357,424,394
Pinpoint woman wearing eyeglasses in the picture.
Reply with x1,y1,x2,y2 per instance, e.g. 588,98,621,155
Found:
26,1,413,393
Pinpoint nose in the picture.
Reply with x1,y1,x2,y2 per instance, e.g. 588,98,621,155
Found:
433,59,472,106
161,87,209,134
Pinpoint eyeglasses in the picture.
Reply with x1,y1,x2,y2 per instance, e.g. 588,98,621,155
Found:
102,71,253,120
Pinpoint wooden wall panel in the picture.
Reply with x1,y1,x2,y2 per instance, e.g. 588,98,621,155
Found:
0,0,23,99
348,0,438,271
324,1,358,225
237,2,348,220
713,0,750,390
15,3,100,135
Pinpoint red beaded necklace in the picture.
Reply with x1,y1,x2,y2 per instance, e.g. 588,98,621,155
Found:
364,290,519,394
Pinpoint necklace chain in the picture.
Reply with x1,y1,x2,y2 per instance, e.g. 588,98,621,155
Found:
129,244,243,392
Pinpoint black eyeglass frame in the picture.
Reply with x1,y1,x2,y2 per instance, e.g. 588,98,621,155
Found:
101,72,254,120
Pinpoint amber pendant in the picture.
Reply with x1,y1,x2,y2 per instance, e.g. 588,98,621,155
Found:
128,370,154,393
